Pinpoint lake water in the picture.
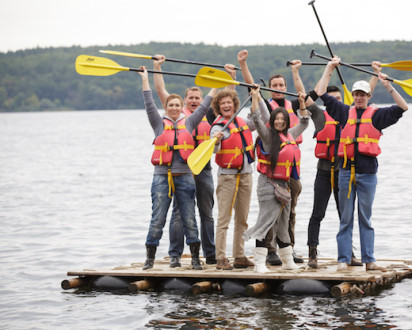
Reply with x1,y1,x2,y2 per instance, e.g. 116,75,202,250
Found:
1,107,411,329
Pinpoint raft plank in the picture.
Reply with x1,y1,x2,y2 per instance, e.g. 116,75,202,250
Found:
66,258,412,283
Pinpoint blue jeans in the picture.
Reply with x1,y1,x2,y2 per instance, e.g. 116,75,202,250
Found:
145,174,200,247
337,169,377,264
307,169,340,246
168,168,215,257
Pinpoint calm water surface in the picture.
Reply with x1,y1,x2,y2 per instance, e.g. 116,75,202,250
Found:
1,108,411,329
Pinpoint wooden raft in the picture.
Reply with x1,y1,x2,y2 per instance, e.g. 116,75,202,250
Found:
62,257,412,297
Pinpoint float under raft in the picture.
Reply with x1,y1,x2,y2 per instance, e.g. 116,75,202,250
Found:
62,257,412,297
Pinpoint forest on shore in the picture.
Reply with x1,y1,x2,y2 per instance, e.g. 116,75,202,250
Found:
1,40,411,112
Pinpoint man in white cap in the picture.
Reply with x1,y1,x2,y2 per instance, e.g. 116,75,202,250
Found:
316,56,408,272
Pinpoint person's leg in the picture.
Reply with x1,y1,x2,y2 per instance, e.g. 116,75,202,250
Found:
336,170,356,265
195,169,216,260
173,174,199,245
215,174,236,261
145,175,172,246
308,169,333,247
168,198,184,260
355,173,377,264
233,174,253,259
174,173,202,270
143,174,172,270
289,178,302,246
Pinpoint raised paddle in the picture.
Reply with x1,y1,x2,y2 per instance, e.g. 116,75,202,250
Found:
195,67,299,97
187,95,253,175
99,49,241,71
75,55,199,78
287,60,412,72
308,0,354,106
310,50,412,97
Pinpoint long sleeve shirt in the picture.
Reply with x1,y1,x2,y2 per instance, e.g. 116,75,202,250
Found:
320,93,405,174
143,89,213,175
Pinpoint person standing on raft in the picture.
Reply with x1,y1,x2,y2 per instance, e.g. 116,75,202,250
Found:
137,66,216,271
316,56,408,272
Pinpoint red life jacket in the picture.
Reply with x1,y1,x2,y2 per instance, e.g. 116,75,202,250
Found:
338,105,382,166
256,132,301,181
269,99,302,144
212,116,255,169
182,107,211,147
151,117,195,166
314,111,340,161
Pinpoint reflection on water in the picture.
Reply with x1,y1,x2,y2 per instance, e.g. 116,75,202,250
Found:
1,109,411,329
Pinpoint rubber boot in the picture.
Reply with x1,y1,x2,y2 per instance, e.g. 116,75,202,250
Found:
278,246,299,270
308,246,318,269
190,242,203,270
142,244,156,270
253,247,270,273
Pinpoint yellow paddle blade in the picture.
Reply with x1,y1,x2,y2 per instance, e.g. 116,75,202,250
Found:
393,79,412,96
187,137,217,175
195,67,240,88
75,55,128,75
99,50,153,60
382,60,412,71
75,55,129,76
342,84,354,105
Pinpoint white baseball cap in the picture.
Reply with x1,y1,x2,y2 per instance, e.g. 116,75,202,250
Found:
352,80,371,94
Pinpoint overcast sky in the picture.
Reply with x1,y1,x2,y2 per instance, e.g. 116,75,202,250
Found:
1,0,411,53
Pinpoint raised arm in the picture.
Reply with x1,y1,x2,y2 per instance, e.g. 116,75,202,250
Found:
290,60,305,94
153,54,170,108
369,61,382,93
379,72,408,111
288,92,310,139
237,49,254,84
138,66,151,91
224,63,237,91
315,56,341,96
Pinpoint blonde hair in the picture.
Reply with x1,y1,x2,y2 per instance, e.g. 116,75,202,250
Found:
184,87,203,98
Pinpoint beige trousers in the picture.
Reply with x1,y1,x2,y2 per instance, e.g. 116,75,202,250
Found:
215,173,253,259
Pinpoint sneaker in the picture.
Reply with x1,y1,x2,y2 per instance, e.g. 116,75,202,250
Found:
170,256,181,268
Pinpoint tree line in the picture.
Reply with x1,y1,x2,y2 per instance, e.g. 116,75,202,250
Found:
1,40,411,112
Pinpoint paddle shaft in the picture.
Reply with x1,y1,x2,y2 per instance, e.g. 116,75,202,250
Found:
308,0,346,85
159,56,241,71
310,50,397,83
129,67,196,78
101,50,240,70
287,61,377,67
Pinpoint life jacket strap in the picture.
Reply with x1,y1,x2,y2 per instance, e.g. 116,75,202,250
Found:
229,173,241,216
167,169,175,199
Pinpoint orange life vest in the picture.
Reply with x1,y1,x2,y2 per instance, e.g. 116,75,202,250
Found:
212,116,255,169
182,107,211,147
338,105,382,198
269,99,303,144
256,132,301,181
314,111,340,161
151,117,195,166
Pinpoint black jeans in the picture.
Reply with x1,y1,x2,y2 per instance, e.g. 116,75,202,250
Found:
307,168,340,247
